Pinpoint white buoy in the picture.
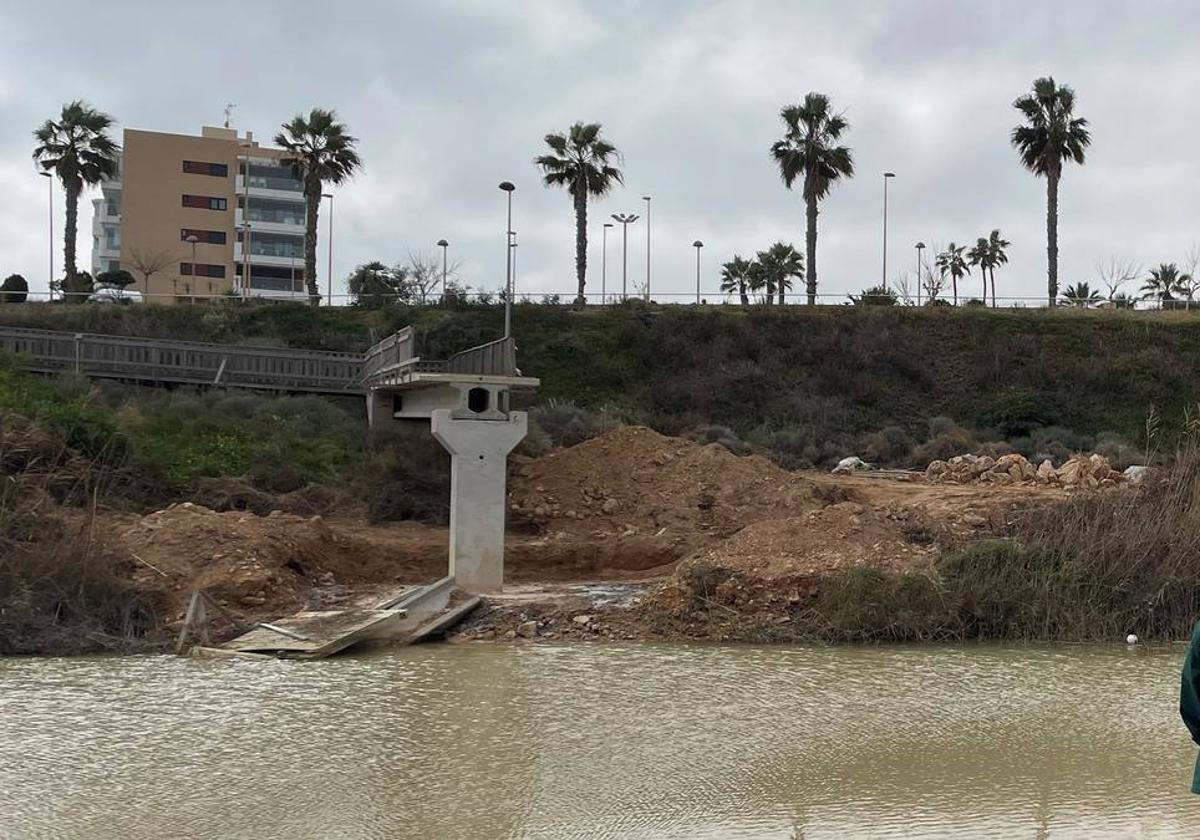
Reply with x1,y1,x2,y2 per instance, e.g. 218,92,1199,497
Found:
1126,633,1139,645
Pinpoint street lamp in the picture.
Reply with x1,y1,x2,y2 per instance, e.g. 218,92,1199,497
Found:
322,192,334,305
602,222,613,304
642,195,651,301
436,239,449,302
499,181,515,338
185,234,199,303
882,172,895,287
915,241,925,306
38,172,53,299
693,240,703,304
611,213,639,301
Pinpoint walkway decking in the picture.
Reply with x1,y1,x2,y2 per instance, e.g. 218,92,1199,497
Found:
0,325,519,396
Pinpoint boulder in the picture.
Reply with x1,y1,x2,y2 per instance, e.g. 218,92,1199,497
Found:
1036,460,1057,483
832,456,871,475
516,620,538,638
1123,465,1151,484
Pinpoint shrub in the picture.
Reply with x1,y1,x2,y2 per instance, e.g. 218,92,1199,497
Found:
687,424,750,455
361,423,450,524
528,401,611,449
1,274,28,303
859,425,915,465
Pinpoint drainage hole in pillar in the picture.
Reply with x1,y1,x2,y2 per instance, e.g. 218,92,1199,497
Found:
467,387,490,413
478,454,485,460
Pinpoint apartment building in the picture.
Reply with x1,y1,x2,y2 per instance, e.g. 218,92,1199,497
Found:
91,125,308,302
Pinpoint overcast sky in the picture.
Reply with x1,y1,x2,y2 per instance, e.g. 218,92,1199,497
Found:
2,0,1199,303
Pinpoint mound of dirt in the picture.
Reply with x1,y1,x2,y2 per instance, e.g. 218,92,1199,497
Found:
681,501,939,581
115,503,446,627
509,426,814,537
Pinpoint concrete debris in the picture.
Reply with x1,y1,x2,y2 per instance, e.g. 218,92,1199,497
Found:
926,452,1125,489
1123,465,1151,484
831,456,871,475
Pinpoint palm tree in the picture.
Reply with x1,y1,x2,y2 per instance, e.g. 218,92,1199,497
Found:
1011,77,1091,306
535,122,624,304
1060,282,1102,307
935,243,970,305
32,101,120,299
966,238,992,303
1140,263,1191,304
275,109,362,304
986,229,1010,307
756,242,804,305
746,259,768,303
770,93,854,305
720,256,753,305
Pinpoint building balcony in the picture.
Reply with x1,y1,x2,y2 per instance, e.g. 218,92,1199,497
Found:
234,211,304,234
234,245,304,269
235,176,305,202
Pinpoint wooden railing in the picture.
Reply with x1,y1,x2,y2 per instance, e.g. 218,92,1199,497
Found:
0,326,364,394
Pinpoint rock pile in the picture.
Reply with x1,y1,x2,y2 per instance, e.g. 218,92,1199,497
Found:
926,452,1125,489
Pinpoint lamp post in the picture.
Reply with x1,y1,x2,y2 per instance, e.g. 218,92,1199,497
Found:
915,241,925,306
185,234,199,303
499,181,515,338
322,192,334,305
642,195,651,301
693,240,703,304
38,172,52,300
602,222,613,304
437,238,449,302
611,213,639,301
882,172,895,287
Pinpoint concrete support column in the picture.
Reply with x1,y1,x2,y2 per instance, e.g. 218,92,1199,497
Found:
431,409,527,593
366,390,397,431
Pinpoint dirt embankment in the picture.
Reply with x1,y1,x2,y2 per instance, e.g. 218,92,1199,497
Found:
4,417,1092,653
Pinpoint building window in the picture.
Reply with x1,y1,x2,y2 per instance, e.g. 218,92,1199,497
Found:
180,262,227,278
183,160,229,177
182,194,228,211
180,229,227,245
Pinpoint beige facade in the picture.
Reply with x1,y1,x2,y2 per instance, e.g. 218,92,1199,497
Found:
92,125,307,303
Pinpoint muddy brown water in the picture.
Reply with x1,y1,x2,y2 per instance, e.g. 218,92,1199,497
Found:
1,643,1197,839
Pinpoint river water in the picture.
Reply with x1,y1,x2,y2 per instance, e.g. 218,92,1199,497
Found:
1,643,1197,839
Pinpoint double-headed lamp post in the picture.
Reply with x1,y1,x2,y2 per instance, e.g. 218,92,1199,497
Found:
915,241,925,306
436,239,449,302
602,222,613,304
611,213,639,302
38,172,53,299
693,240,704,304
882,172,895,287
499,181,515,338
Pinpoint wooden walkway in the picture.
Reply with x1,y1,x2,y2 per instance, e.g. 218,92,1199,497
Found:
0,325,520,396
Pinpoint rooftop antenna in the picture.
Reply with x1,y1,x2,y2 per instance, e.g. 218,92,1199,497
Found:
223,102,237,129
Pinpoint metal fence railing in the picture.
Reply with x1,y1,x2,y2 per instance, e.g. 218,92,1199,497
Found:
0,325,364,394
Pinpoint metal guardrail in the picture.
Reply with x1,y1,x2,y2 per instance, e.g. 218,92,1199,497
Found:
0,326,364,394
361,330,517,388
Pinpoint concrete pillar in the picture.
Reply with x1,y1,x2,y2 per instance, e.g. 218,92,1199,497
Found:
366,390,398,431
430,409,527,593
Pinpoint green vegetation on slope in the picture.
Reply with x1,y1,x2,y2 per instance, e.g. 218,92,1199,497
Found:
3,301,1199,466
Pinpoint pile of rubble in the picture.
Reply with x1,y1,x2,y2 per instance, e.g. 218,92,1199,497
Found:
926,452,1128,489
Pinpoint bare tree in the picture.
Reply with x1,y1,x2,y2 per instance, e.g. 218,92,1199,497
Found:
126,245,176,297
921,261,946,304
1095,255,1140,301
406,250,462,304
895,270,915,305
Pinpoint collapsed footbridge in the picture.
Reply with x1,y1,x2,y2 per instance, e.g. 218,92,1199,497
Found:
0,324,538,595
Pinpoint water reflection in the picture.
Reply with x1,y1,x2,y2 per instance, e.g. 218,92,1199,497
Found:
0,644,1195,839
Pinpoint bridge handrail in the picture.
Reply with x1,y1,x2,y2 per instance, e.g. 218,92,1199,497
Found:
0,325,365,393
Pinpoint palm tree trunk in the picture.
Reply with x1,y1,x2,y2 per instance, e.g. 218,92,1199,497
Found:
739,282,749,306
304,178,321,305
778,281,785,305
805,191,818,305
990,267,997,308
1047,171,1059,307
64,180,80,300
574,190,587,304
982,271,987,302
952,276,958,306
